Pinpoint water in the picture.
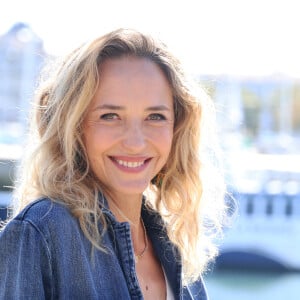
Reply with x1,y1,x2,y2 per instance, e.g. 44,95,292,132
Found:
204,269,300,300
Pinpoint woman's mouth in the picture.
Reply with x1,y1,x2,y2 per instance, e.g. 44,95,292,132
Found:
109,156,151,172
114,159,145,168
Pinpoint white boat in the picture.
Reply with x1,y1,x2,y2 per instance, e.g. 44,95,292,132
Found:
217,153,300,271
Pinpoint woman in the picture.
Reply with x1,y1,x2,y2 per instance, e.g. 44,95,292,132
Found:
0,28,226,299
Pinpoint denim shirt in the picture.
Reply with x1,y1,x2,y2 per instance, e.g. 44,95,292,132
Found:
0,198,208,300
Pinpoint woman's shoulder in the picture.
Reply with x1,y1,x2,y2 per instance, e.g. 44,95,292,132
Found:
1,198,81,250
5,198,77,234
16,198,72,222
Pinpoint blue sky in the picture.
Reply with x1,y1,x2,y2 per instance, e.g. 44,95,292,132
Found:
1,0,299,77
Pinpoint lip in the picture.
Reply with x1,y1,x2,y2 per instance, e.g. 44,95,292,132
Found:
109,156,152,173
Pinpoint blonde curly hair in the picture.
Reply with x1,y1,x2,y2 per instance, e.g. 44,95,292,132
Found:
13,28,227,284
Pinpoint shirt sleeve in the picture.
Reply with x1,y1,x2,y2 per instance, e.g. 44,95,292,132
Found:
0,219,52,299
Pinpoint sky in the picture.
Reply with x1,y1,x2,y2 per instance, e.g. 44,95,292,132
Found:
1,0,300,77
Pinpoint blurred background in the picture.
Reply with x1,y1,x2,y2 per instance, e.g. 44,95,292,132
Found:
0,0,299,299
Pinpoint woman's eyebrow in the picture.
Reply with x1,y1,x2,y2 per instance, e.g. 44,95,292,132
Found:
92,104,125,111
145,105,171,111
92,104,171,112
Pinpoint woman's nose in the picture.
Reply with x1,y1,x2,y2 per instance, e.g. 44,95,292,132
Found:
122,121,146,152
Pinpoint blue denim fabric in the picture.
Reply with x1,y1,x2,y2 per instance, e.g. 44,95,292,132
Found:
0,198,208,299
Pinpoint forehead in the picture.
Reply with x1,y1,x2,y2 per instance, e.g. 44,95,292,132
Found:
98,56,168,84
91,56,173,107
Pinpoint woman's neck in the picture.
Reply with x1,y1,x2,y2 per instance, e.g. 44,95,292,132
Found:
105,192,143,226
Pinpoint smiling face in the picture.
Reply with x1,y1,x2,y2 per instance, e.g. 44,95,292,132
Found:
83,56,174,201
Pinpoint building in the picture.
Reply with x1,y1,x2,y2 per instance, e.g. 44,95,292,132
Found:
200,74,300,154
0,23,47,193
0,22,46,142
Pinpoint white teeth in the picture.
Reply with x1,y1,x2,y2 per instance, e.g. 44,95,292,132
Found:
115,159,144,168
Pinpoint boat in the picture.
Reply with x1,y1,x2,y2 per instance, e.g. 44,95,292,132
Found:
216,153,300,271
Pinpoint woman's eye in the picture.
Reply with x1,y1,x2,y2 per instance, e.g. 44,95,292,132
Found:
147,113,166,121
100,113,120,120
